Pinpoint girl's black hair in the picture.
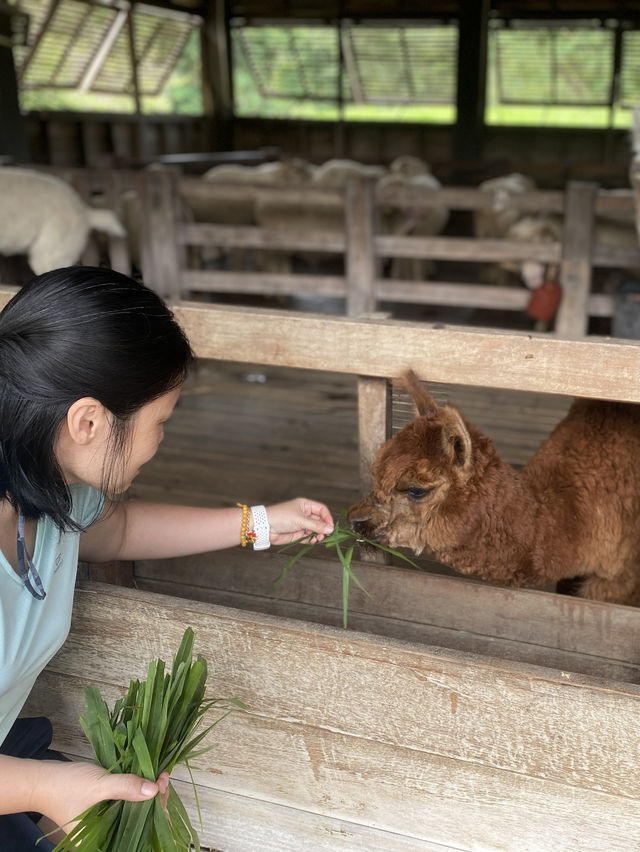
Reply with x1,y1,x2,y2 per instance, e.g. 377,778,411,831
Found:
0,266,194,530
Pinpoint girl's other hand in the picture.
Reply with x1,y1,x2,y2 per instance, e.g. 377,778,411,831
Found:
265,498,334,545
32,760,170,835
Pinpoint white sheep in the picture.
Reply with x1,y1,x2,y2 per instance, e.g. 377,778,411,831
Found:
0,168,125,276
474,172,538,242
376,165,450,280
310,158,387,188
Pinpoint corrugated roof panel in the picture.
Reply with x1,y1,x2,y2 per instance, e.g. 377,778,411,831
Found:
12,0,200,97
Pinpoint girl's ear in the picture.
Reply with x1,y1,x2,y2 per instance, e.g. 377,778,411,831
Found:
65,397,110,445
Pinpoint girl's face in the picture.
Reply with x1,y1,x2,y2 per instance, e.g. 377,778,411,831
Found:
111,387,181,494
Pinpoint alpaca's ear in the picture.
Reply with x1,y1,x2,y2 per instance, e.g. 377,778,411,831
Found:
399,370,438,417
441,405,472,469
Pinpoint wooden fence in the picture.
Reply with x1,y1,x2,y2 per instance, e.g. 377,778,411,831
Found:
26,166,640,340
138,171,640,339
2,284,639,850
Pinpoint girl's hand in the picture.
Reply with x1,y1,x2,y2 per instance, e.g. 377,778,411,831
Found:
265,498,334,546
31,759,170,835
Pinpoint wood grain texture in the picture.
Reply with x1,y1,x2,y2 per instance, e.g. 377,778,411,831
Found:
555,182,597,338
133,550,640,682
170,301,640,402
23,582,640,852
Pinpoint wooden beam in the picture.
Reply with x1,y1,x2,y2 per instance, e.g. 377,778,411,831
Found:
79,7,128,92
453,0,490,164
165,301,640,402
0,7,28,161
201,0,234,150
0,289,637,401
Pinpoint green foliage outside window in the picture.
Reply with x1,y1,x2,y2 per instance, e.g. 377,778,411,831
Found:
18,30,203,116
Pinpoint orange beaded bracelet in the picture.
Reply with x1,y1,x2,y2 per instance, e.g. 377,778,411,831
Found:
236,502,257,547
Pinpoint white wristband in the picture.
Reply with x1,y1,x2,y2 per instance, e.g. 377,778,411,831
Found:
250,505,270,550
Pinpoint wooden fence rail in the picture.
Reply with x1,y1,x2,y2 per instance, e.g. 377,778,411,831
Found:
139,171,640,338
22,166,640,340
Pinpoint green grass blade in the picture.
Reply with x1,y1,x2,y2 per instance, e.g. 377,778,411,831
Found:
276,543,315,584
167,784,200,852
111,797,154,852
341,551,350,628
151,794,178,852
67,628,239,851
132,726,155,781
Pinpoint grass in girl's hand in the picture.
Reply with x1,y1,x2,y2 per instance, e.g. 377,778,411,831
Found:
278,512,419,628
51,627,245,852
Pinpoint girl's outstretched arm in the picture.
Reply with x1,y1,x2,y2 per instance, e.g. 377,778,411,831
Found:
79,498,334,563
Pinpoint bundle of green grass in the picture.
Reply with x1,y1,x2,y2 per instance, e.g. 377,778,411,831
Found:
53,627,242,852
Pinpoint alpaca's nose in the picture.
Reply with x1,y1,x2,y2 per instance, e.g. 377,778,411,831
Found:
347,500,374,538
350,517,370,537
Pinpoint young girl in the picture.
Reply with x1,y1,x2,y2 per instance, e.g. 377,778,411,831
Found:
0,266,334,850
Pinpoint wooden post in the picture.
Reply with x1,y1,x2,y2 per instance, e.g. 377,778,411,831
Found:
202,0,234,151
555,181,598,339
357,374,392,564
345,176,377,317
137,170,182,300
453,0,490,168
0,7,28,162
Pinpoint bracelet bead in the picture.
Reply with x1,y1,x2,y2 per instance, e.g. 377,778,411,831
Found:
236,503,257,547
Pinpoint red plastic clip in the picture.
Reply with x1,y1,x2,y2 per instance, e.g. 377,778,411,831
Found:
526,280,562,322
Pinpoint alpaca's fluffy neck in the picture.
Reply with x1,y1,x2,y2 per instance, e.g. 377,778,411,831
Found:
431,439,561,587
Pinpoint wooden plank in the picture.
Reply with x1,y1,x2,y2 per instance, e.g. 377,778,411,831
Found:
376,279,532,310
0,288,632,398
179,222,346,253
139,170,181,299
133,550,640,683
555,181,598,338
178,177,569,216
178,177,343,207
357,376,391,490
356,375,391,565
181,270,347,297
170,302,640,403
22,583,640,851
178,178,630,219
31,668,640,852
376,234,562,264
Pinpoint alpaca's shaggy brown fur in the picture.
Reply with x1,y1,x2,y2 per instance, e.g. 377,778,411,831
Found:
348,371,640,605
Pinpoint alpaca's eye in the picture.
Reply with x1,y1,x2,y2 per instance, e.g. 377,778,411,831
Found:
406,487,432,500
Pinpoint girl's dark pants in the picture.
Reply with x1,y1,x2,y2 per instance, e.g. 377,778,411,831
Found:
0,717,69,851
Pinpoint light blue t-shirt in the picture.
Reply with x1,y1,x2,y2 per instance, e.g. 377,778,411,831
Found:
0,483,104,746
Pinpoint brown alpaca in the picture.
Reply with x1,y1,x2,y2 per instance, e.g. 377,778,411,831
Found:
348,371,640,606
